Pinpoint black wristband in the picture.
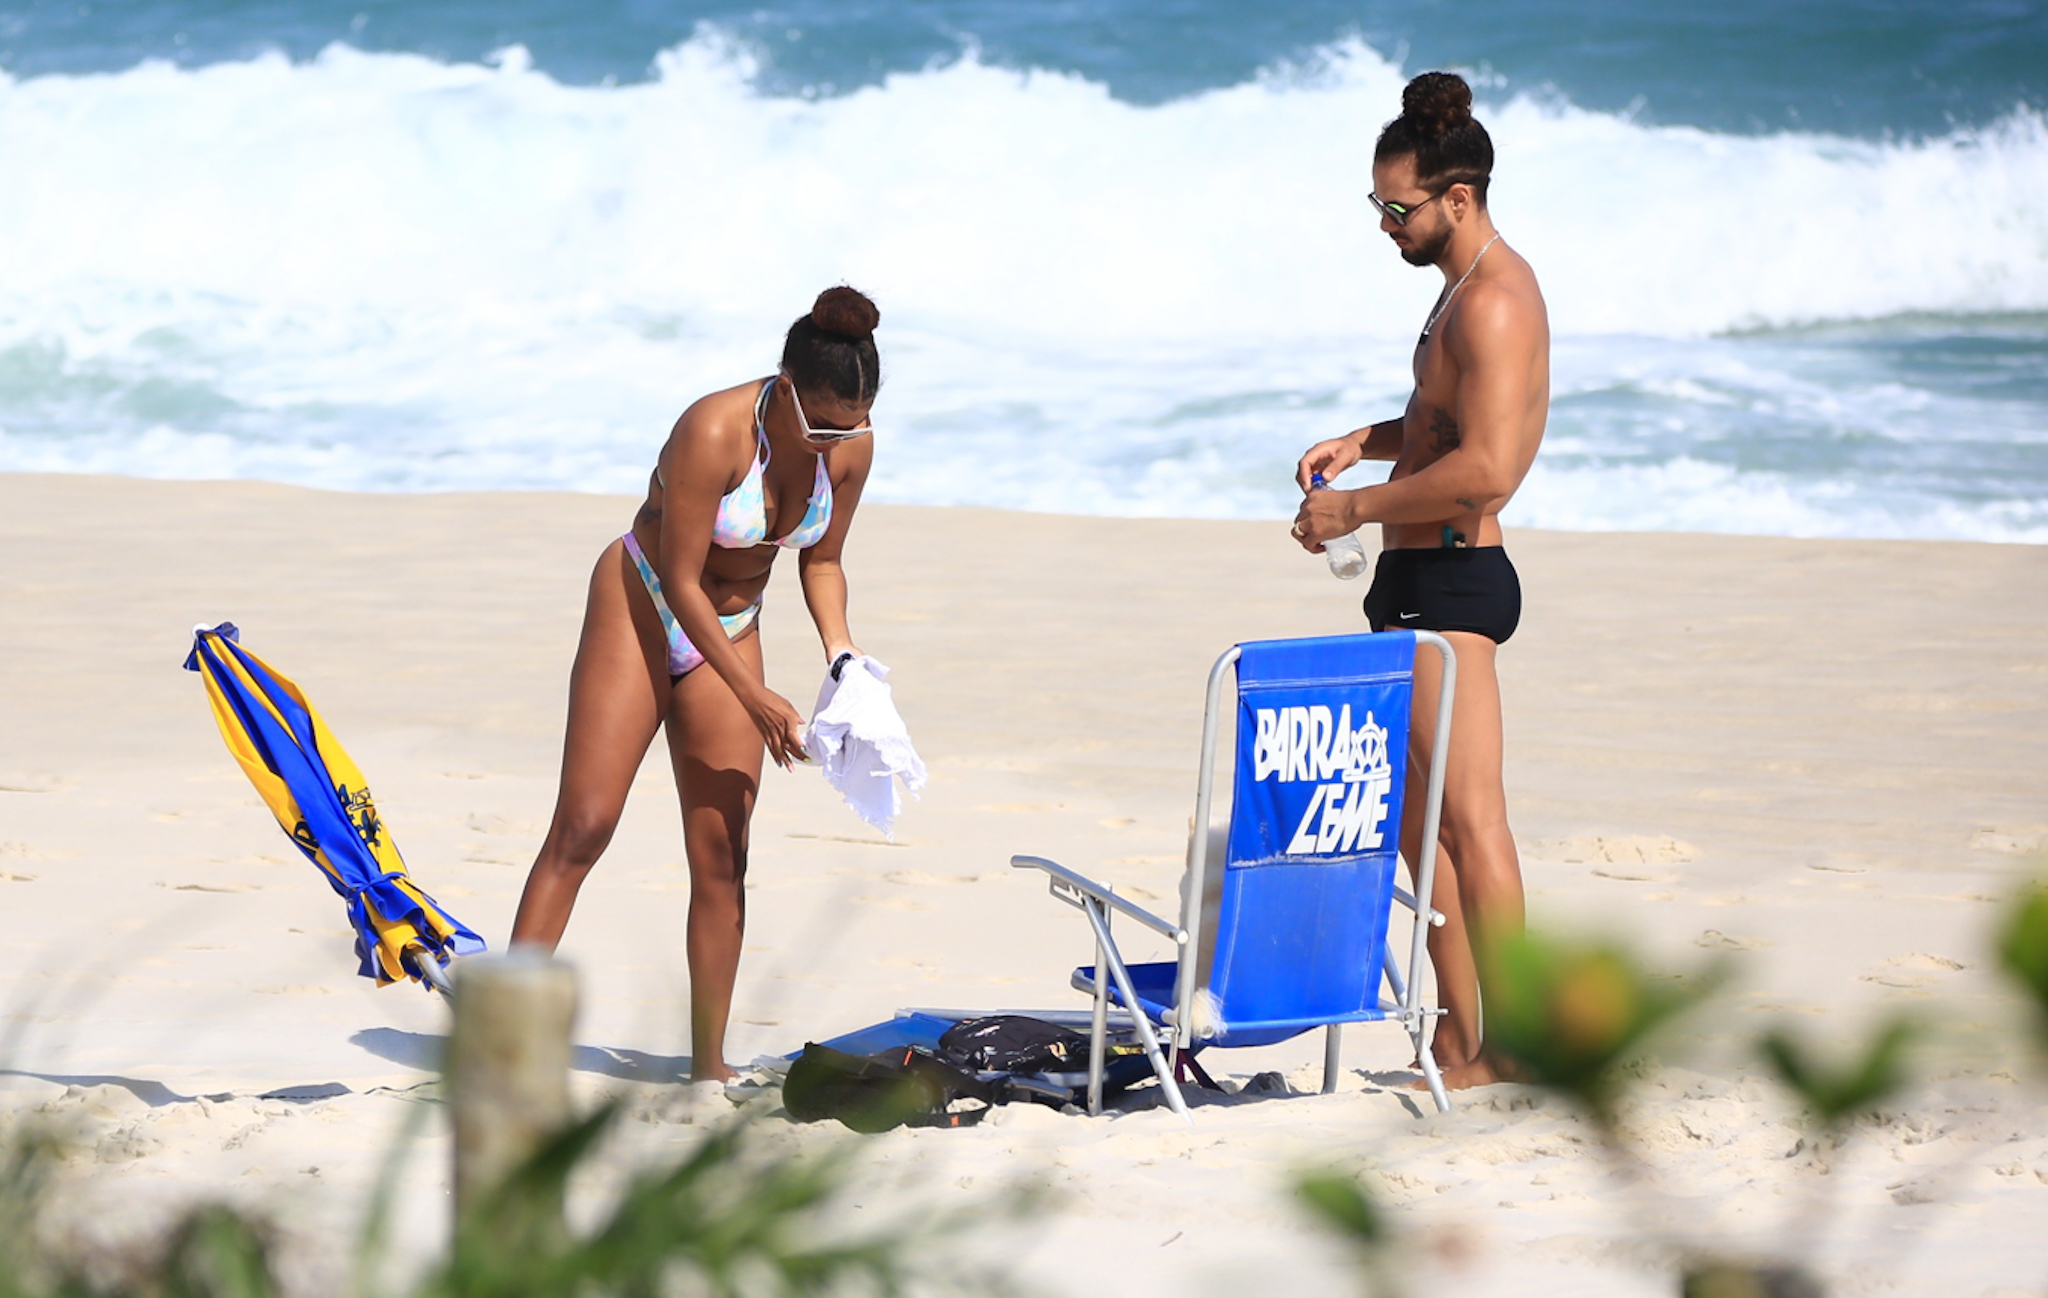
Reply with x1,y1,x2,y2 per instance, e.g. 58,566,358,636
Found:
829,652,855,682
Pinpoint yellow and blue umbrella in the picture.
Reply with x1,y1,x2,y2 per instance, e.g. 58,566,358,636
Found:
184,622,485,992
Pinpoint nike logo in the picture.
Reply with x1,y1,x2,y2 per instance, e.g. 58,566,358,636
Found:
1399,611,1422,620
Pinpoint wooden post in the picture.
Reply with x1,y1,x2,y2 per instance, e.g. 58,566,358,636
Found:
446,951,579,1229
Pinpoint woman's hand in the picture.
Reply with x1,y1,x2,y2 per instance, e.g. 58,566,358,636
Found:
825,642,864,682
1295,434,1364,492
742,685,810,770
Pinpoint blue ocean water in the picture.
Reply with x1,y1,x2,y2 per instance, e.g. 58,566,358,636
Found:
1,0,2044,540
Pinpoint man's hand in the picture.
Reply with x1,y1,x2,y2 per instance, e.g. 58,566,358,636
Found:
1295,434,1363,492
1290,487,1360,553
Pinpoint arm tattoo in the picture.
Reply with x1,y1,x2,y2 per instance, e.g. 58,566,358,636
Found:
1456,497,1479,511
1429,407,1461,453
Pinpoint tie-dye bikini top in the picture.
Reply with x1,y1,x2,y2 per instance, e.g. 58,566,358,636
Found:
660,376,833,550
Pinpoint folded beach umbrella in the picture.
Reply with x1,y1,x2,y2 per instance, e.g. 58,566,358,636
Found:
183,622,486,992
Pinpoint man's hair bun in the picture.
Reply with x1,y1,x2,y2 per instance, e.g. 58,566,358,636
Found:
1401,71,1474,138
810,286,881,341
1376,70,1493,201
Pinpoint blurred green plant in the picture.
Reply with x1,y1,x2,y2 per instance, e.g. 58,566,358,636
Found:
1300,929,1724,1297
1,1097,1014,1298
409,1103,951,1298
1296,1171,1385,1248
1759,1017,1920,1135
1997,879,2048,1046
1305,895,2048,1298
1295,1171,1399,1298
1481,930,1725,1133
0,1123,282,1298
1680,1260,1824,1298
0,1124,70,1298
1705,1016,1924,1298
155,1206,280,1298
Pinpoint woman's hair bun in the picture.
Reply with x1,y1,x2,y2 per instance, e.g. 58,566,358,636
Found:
809,286,881,341
784,286,881,402
1401,71,1474,137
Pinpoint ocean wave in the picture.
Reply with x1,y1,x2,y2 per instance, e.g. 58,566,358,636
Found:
2,33,2042,341
0,32,2042,540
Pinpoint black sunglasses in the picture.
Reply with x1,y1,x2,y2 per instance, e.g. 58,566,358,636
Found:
1368,188,1447,227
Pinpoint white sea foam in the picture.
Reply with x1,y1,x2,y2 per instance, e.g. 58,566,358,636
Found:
0,33,2042,539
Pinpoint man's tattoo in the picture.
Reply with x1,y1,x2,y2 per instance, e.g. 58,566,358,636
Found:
1429,407,1461,453
1456,497,1479,511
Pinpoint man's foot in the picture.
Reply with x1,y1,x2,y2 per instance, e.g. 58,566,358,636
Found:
1409,1049,1523,1092
691,1063,738,1085
1435,1057,1507,1090
1406,1048,1471,1074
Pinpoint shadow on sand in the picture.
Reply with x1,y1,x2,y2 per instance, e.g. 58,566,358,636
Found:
0,1068,352,1107
349,1027,694,1085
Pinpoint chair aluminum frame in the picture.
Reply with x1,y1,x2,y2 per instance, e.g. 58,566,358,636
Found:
1013,631,1458,1118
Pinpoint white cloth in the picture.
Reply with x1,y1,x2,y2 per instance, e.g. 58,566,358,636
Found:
803,655,927,837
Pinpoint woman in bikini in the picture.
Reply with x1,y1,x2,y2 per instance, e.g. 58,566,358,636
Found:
509,287,880,1082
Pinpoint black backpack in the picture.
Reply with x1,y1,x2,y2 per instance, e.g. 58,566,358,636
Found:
934,1015,1093,1074
782,1043,994,1132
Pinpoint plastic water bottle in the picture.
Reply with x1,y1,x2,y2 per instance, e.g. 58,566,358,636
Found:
1309,473,1370,580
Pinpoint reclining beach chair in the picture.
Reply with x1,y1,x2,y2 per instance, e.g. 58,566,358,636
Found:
1014,631,1457,1116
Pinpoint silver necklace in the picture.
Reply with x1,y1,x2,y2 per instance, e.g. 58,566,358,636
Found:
1419,233,1500,344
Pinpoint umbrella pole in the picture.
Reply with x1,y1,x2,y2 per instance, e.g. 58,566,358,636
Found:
414,951,456,998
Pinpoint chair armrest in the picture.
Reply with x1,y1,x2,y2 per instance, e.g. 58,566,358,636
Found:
1010,854,1188,945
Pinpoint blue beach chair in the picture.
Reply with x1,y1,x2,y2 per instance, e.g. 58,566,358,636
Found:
1013,631,1457,1116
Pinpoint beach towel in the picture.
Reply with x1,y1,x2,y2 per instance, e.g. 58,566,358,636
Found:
804,654,927,836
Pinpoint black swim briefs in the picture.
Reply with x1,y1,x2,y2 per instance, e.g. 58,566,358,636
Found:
1362,546,1522,644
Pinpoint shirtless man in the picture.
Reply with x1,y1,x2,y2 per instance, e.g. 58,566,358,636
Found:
1291,71,1549,1090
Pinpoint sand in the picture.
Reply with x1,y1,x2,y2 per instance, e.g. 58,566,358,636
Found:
2,471,2046,1295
